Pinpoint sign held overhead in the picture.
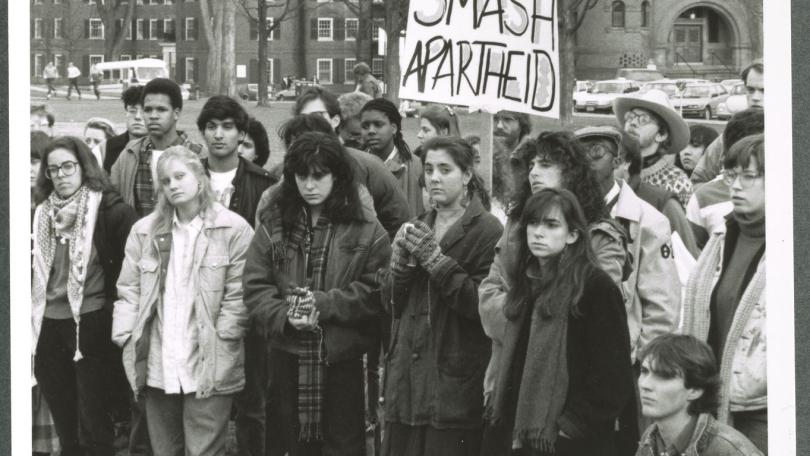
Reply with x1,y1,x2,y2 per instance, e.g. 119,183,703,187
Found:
400,0,560,118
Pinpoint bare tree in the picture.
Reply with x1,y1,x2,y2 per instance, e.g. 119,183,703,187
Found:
382,0,408,104
337,0,373,63
94,0,137,60
558,0,599,125
55,1,88,64
222,0,238,97
199,0,225,94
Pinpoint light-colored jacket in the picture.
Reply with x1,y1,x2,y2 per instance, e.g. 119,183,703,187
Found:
613,181,681,361
112,203,253,398
681,223,766,423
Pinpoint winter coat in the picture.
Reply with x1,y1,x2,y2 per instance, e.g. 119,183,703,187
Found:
681,219,766,423
202,155,278,228
383,196,503,429
112,203,254,398
479,215,628,399
636,413,763,456
384,150,424,219
243,185,392,364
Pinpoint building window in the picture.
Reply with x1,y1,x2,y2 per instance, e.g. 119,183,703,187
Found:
89,18,105,39
53,18,63,39
185,17,196,40
344,58,356,83
372,19,384,40
266,17,274,40
136,19,145,39
54,55,65,75
372,58,384,79
149,19,158,40
317,58,332,84
266,58,274,85
120,54,132,60
34,54,44,77
34,18,43,39
317,18,333,41
125,19,133,39
185,57,195,81
164,19,175,40
345,18,358,40
611,1,625,28
641,1,650,28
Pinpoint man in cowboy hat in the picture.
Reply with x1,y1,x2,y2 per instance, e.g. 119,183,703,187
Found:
614,89,693,207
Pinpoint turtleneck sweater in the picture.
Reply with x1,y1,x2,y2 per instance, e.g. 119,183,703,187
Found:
709,212,765,359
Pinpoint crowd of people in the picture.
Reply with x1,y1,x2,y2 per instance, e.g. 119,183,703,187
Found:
29,60,766,456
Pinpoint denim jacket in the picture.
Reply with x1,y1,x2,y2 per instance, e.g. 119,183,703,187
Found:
636,413,763,456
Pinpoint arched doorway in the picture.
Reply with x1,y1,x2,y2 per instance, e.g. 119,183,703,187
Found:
653,2,753,76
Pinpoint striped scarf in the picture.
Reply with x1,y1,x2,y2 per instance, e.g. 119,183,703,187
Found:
287,209,333,441
134,139,156,217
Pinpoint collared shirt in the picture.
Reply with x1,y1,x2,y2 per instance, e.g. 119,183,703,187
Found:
147,212,203,394
604,180,621,217
650,417,698,456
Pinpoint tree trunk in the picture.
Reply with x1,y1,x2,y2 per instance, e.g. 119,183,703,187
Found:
558,0,576,127
102,1,137,61
295,0,307,78
257,0,269,106
222,0,237,97
356,0,372,62
383,0,406,103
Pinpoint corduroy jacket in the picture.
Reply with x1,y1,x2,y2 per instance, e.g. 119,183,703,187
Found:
681,219,766,423
636,413,763,456
112,203,254,398
383,197,503,429
243,185,392,364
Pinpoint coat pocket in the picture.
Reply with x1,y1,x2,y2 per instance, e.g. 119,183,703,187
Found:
435,353,486,424
199,256,229,291
212,333,245,392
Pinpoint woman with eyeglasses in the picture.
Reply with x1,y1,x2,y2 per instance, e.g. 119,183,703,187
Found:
32,136,137,456
681,134,767,454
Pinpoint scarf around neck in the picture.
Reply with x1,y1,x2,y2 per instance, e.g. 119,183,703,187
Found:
32,186,102,361
489,262,570,452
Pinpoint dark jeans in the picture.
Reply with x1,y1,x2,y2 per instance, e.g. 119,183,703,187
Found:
92,81,101,99
234,332,268,456
266,349,365,456
34,309,117,456
67,78,81,98
129,392,153,456
46,78,56,96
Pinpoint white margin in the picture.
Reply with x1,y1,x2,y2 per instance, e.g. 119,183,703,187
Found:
764,0,796,454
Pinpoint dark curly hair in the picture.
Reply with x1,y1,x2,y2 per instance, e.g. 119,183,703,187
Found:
508,131,606,224
421,136,490,211
272,132,365,233
245,117,271,167
35,136,111,204
361,98,412,161
196,95,249,133
638,334,721,416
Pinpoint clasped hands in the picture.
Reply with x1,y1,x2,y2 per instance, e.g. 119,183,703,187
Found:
286,286,320,332
390,221,444,280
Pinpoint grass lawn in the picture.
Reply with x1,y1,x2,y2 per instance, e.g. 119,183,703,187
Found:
34,91,726,174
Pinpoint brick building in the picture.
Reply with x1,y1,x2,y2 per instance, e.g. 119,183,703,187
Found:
30,0,386,94
575,0,763,80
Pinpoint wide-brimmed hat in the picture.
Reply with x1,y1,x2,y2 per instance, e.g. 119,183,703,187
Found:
613,89,689,154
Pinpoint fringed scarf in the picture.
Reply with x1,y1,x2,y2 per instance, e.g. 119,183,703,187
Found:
267,206,333,441
32,186,102,361
488,264,570,452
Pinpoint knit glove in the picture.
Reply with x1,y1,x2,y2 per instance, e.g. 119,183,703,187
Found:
390,224,417,282
286,287,315,320
402,221,445,274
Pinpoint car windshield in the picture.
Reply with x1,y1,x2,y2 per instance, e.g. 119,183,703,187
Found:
590,83,626,94
137,67,167,80
644,83,678,96
683,86,711,98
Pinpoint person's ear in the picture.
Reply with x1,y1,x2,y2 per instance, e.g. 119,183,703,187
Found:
655,129,669,145
239,131,246,142
566,229,580,245
611,155,624,171
686,387,704,403
329,115,341,131
462,169,472,186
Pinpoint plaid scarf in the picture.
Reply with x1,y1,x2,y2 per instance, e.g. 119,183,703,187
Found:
32,186,99,361
134,139,156,217
285,209,333,441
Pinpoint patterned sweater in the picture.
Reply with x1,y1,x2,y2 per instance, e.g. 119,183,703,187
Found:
640,158,693,207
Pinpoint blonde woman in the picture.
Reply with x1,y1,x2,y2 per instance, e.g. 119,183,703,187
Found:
113,146,253,456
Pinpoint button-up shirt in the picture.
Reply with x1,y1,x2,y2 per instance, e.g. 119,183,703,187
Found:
147,213,203,394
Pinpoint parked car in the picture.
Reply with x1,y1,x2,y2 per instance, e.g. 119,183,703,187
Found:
716,82,748,120
574,79,641,113
669,82,729,119
639,79,680,98
237,83,260,101
720,78,743,91
615,67,665,82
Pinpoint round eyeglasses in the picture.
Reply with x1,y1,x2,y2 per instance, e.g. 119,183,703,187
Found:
45,161,79,180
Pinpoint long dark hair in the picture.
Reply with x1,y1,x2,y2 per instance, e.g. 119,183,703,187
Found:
508,131,606,224
421,136,490,211
503,189,598,320
273,132,365,233
35,136,110,204
245,117,271,167
361,98,412,161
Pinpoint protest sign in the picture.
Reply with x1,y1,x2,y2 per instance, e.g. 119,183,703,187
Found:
400,0,560,118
